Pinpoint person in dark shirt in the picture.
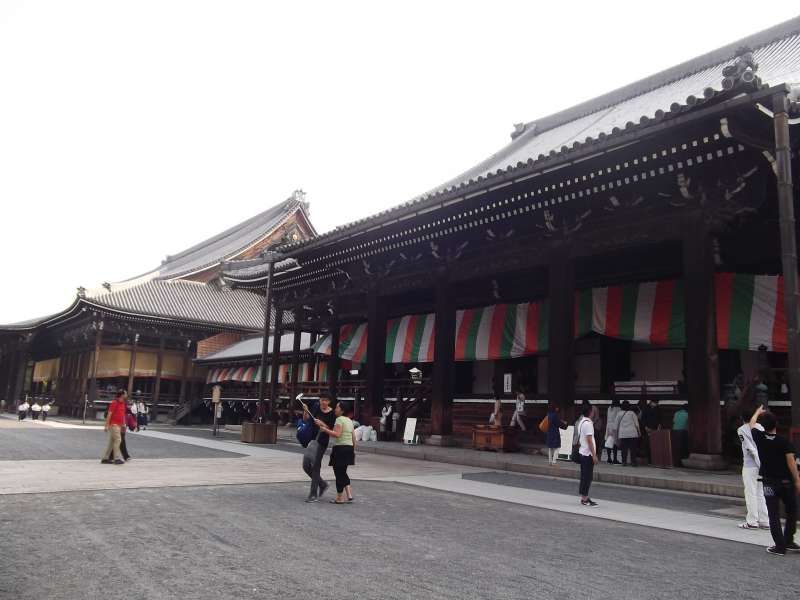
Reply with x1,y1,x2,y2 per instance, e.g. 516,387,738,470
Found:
749,405,800,556
303,396,336,503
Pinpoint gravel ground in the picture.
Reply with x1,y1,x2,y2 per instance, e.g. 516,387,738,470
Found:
1,481,798,600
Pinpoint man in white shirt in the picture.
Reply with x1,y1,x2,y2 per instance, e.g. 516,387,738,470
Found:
41,402,51,421
136,399,148,430
737,408,769,530
18,400,29,421
509,393,527,430
30,402,42,420
577,404,599,507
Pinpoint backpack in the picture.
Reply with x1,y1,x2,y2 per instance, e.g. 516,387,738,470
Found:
296,417,315,448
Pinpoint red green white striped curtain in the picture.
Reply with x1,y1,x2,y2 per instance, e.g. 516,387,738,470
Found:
386,313,436,363
454,302,549,360
312,323,368,363
583,280,686,347
715,273,787,352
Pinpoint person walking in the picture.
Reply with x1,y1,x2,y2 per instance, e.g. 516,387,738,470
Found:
509,392,527,430
748,405,800,556
615,401,642,467
488,394,503,426
30,401,42,420
17,399,29,421
129,400,139,431
577,404,599,507
101,389,127,465
736,407,769,530
604,398,622,464
303,396,336,503
316,402,355,504
545,405,566,465
41,402,51,421
136,396,148,430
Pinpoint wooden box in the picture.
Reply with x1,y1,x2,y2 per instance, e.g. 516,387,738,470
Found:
241,421,277,444
472,425,517,452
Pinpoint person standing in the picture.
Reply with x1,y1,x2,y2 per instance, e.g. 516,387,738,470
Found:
672,403,689,460
509,392,527,431
41,402,51,421
18,399,29,421
640,398,660,464
577,404,599,507
489,395,503,426
545,405,566,465
303,396,336,503
615,401,642,467
316,402,355,504
749,406,800,556
136,395,148,430
604,399,621,464
101,389,127,465
737,408,769,530
129,400,139,431
30,401,42,420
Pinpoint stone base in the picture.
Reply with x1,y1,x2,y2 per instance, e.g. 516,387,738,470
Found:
681,453,728,471
425,434,457,447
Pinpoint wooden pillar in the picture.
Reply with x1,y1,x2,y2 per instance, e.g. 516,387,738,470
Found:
127,334,139,396
3,349,18,403
179,339,192,404
87,322,104,405
269,307,284,414
151,337,165,422
682,217,724,468
290,328,302,400
78,351,91,415
547,253,576,419
365,291,386,424
430,276,455,441
328,324,340,403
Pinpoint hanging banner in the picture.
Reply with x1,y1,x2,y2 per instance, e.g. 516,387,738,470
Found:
454,302,549,361
590,280,685,347
715,273,787,352
385,313,436,363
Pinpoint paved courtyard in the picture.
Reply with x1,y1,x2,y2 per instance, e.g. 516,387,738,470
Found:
1,416,799,600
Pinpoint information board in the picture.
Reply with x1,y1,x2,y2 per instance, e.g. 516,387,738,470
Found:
403,417,417,444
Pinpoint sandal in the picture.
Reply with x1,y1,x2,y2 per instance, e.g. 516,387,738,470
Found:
739,522,759,530
329,499,346,505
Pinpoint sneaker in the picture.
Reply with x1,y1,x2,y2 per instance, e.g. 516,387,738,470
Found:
305,496,319,503
113,459,125,465
100,459,112,464
581,499,598,507
786,542,800,553
766,546,785,556
739,522,760,530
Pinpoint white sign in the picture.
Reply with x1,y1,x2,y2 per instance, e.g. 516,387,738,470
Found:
503,373,512,394
403,417,417,444
558,425,575,460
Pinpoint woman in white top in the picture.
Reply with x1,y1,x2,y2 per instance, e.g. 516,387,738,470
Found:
41,403,51,421
614,401,642,467
509,393,527,430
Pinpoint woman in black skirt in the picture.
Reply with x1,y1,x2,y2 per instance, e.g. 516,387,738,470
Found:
315,402,355,504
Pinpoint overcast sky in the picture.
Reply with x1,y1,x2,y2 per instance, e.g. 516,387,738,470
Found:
1,1,797,323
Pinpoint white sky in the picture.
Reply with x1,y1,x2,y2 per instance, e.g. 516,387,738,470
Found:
1,1,797,323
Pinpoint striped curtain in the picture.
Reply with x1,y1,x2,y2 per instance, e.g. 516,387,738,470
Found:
715,273,787,352
454,302,549,360
313,323,368,363
386,313,435,363
588,280,686,347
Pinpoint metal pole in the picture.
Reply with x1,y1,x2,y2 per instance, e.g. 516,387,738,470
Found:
258,260,275,417
773,92,800,429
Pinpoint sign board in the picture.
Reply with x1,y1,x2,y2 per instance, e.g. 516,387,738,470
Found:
403,417,417,444
211,385,222,403
503,373,512,394
558,425,575,460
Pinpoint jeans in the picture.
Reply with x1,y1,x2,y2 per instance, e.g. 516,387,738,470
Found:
579,454,594,497
742,467,769,526
620,438,639,465
763,480,798,551
304,440,328,497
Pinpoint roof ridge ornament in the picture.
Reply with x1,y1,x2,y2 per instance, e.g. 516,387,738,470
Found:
721,46,761,91
510,122,536,140
76,286,86,298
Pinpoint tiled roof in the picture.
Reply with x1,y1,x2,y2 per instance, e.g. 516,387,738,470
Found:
221,257,300,283
279,17,800,255
85,280,266,331
145,194,312,280
196,332,313,363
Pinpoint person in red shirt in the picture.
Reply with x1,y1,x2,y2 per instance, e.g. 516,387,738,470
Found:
101,389,127,465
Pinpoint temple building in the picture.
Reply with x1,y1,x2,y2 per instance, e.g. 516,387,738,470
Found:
222,19,800,467
0,192,315,420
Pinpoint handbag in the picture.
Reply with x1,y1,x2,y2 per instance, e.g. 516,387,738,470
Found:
302,439,320,472
571,418,585,463
538,415,549,434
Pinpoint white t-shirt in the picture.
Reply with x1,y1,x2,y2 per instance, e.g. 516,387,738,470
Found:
737,423,764,469
19,403,29,411
31,403,42,412
515,398,526,413
42,404,51,412
130,403,138,415
578,418,595,456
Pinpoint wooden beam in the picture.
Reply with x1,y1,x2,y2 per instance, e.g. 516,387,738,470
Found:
126,334,139,396
547,251,576,418
430,275,455,437
87,322,104,405
328,323,340,403
178,339,192,405
151,337,165,422
364,290,386,423
269,307,284,415
290,327,302,402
